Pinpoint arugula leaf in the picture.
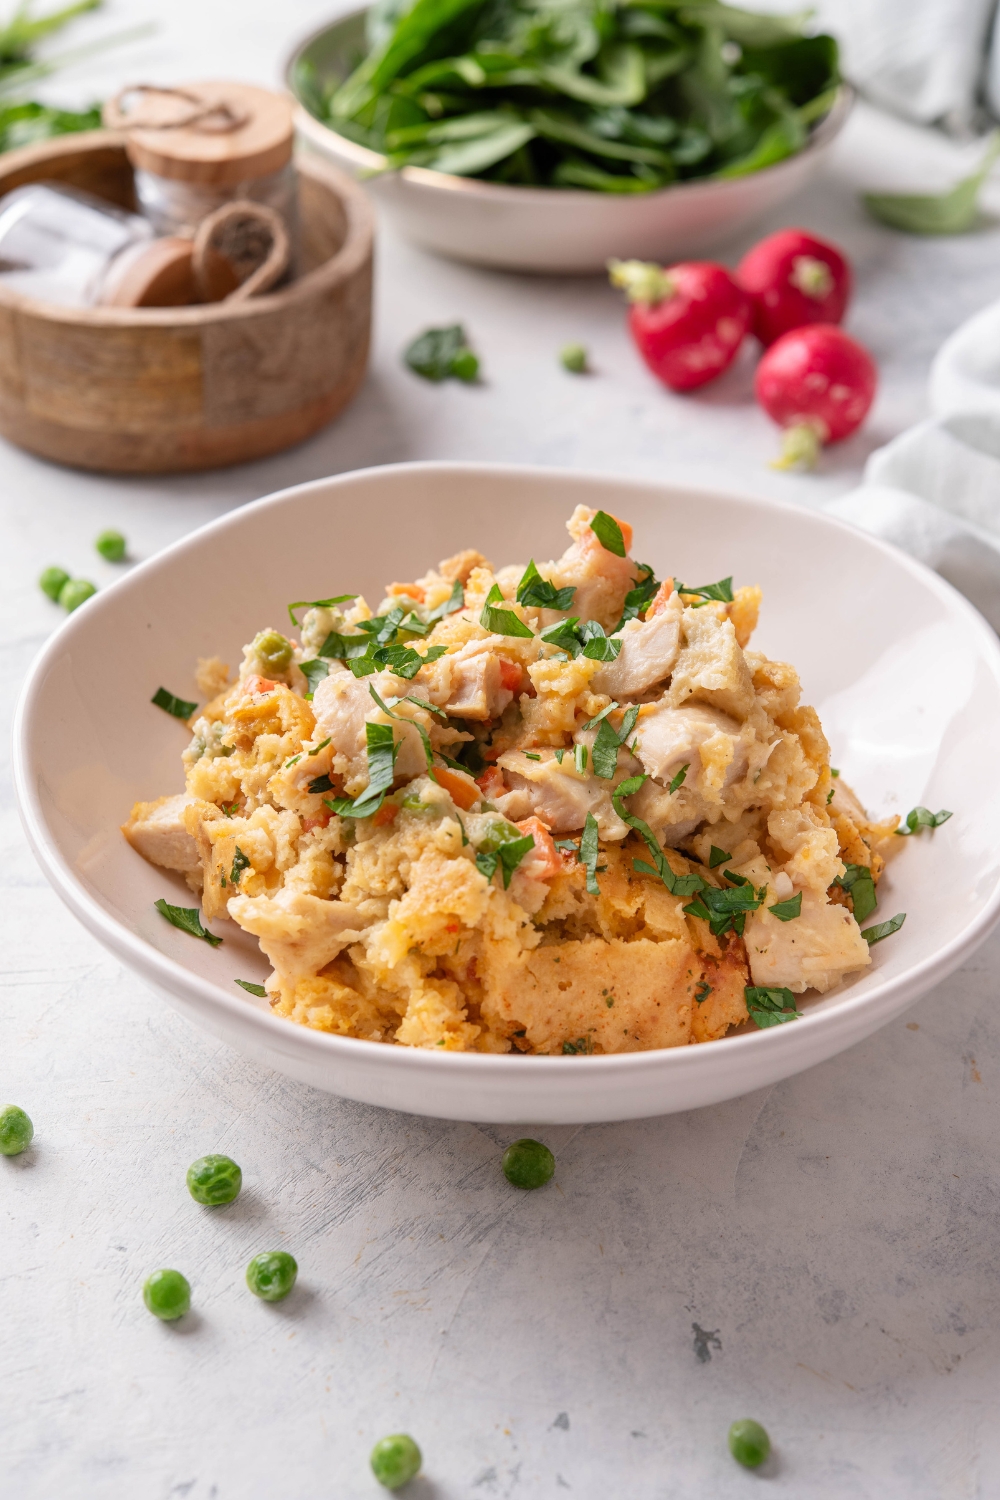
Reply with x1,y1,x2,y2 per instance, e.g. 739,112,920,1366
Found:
404,323,479,382
480,582,534,638
744,985,801,1028
589,510,626,557
287,594,356,626
862,912,906,945
152,686,197,720
578,811,601,895
516,558,576,611
895,806,953,836
768,892,802,921
235,979,267,997
154,899,222,947
298,658,330,697
708,846,731,868
674,576,735,606
834,863,877,923
668,763,689,794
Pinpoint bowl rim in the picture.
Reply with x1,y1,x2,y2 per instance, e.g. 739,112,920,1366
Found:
285,8,853,205
14,460,1000,1083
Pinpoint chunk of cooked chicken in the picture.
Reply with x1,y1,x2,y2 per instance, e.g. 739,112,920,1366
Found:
543,504,640,632
590,590,683,699
634,702,747,790
443,643,515,721
227,889,363,986
744,888,871,993
495,750,630,838
669,605,755,719
122,794,200,872
312,670,426,794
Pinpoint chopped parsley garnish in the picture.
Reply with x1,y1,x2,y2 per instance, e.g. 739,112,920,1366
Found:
574,743,588,774
327,721,399,818
668,763,689,795
613,563,659,633
310,737,331,753
425,578,464,623
708,846,731,868
579,620,622,662
152,687,197,720
830,768,840,777
578,812,601,895
694,981,712,1004
684,880,766,938
582,702,617,730
235,980,267,997
826,787,835,804
591,717,624,779
674,576,735,607
744,986,801,1028
833,863,877,924
287,594,356,626
348,641,447,680
896,806,953,836
539,617,585,655
154,899,221,947
554,837,579,852
298,658,330,696
230,847,251,886
307,774,334,794
562,1036,594,1055
475,830,535,888
480,582,534,638
369,685,434,770
401,696,447,719
589,511,626,557
317,630,372,660
768,892,802,921
524,751,541,761
285,755,302,768
404,324,479,383
516,559,575,611
861,912,906,944
612,775,705,897
554,748,565,764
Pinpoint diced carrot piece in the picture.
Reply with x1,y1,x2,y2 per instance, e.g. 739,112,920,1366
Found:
372,802,398,827
433,765,480,811
516,816,562,881
476,765,506,800
387,582,425,602
242,674,278,696
498,658,523,692
302,810,332,833
647,579,675,617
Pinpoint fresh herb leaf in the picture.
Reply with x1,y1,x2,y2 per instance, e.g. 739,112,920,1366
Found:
476,831,535,887
287,594,356,626
834,863,877,923
619,705,640,744
152,686,197,720
580,621,622,661
230,847,251,886
425,578,465,623
480,582,534,638
612,775,707,897
298,658,330,697
768,891,802,921
694,980,712,1004
338,721,401,818
708,846,731,868
310,737,332,753
745,985,801,1028
524,751,541,760
574,743,588,774
589,510,626,557
404,323,479,382
591,717,623,779
554,748,566,765
864,132,1000,235
582,702,618,731
154,898,221,947
307,773,334,794
862,912,906,945
578,811,601,894
235,979,267,997
668,762,689,794
318,630,372,660
895,806,953,836
286,754,302,767
554,837,578,852
613,563,659,632
369,685,434,770
540,617,584,656
684,880,766,938
516,558,576,611
674,576,735,606
562,1035,593,1054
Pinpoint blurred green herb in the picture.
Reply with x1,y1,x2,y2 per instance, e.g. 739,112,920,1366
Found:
865,132,1000,235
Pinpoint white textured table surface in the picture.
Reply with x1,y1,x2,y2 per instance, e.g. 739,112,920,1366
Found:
5,6,1000,1497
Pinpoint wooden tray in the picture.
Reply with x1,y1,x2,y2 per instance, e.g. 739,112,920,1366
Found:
0,132,374,473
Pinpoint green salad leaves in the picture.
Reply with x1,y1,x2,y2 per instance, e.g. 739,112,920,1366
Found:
303,0,840,193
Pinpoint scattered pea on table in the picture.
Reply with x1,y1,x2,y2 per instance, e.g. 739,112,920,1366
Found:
502,1138,555,1189
59,578,96,612
0,1103,33,1155
370,1433,422,1490
560,343,589,373
95,529,127,561
186,1153,242,1206
39,566,70,602
246,1251,297,1302
142,1268,191,1321
728,1418,771,1468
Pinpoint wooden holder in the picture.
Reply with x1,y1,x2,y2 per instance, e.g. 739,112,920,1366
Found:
0,132,373,473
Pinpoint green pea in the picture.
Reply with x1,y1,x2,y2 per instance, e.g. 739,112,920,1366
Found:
143,1268,191,1321
59,578,96,612
370,1434,422,1490
728,1419,770,1468
95,529,127,562
560,343,588,374
252,628,293,674
186,1153,242,1206
246,1250,298,1302
450,348,479,383
502,1137,555,1190
0,1104,34,1156
39,566,70,602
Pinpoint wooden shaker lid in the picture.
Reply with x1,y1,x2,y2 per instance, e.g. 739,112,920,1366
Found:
104,81,294,186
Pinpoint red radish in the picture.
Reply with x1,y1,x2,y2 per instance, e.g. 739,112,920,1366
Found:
736,228,851,347
754,325,877,469
608,258,751,391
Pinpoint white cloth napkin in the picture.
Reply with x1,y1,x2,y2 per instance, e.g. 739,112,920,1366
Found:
825,298,1000,631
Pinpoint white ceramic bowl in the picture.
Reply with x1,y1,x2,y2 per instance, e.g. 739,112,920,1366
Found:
14,463,1000,1123
287,11,852,274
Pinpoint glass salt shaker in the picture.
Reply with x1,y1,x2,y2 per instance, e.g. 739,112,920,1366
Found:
0,182,156,307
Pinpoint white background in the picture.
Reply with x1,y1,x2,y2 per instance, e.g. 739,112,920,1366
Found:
4,3,1000,1497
